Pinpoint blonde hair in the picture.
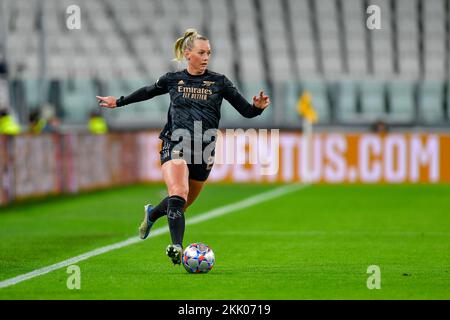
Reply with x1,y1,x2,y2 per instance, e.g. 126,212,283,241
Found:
173,28,209,62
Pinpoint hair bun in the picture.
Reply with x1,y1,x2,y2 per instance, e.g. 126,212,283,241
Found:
183,28,197,39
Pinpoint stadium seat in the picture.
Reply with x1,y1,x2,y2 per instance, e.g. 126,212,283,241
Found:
418,81,445,124
359,80,387,122
387,81,416,123
316,0,343,77
23,79,42,110
61,79,97,123
336,81,359,123
446,82,450,121
282,82,303,127
288,0,319,77
5,0,450,128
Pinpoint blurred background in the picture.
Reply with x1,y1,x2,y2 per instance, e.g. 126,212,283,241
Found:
0,0,449,205
1,0,449,130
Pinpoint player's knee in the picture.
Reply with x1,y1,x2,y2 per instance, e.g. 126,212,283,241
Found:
169,185,189,201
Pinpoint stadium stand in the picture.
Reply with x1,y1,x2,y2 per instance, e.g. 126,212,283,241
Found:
2,0,450,127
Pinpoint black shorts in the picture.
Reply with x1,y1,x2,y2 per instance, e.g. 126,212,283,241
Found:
160,139,215,182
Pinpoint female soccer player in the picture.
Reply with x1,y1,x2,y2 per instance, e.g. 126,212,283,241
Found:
96,28,270,265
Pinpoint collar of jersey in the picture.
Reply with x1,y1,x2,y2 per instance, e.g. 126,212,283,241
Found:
183,69,208,78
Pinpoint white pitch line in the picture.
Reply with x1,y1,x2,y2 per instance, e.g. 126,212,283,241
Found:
0,183,308,289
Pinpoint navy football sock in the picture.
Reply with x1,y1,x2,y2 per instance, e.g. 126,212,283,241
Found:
167,195,186,247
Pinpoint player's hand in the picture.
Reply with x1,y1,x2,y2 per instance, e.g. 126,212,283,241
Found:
253,91,270,110
96,96,117,108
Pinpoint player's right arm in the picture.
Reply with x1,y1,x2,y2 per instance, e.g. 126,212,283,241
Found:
96,73,169,108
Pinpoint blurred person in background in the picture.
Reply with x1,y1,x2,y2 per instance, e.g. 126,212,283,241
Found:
0,108,21,135
0,53,8,76
28,108,60,134
0,54,10,117
88,110,108,135
372,119,389,135
28,110,46,134
96,28,270,265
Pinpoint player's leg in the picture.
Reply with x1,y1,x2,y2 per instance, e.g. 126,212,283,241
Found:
140,178,204,235
162,159,189,264
139,140,187,240
163,161,211,264
138,158,188,241
139,177,204,238
184,179,205,211
163,158,189,241
181,151,212,211
149,196,169,222
138,196,170,239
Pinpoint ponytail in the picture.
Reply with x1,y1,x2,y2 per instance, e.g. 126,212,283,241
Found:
173,28,208,62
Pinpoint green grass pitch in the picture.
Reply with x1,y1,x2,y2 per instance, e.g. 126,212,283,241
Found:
0,183,449,299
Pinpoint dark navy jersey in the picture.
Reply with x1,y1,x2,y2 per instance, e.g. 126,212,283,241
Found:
116,69,264,143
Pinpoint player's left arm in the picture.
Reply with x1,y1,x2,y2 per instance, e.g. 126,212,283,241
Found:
222,76,270,118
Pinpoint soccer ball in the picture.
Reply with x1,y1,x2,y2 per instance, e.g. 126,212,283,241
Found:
182,243,215,273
